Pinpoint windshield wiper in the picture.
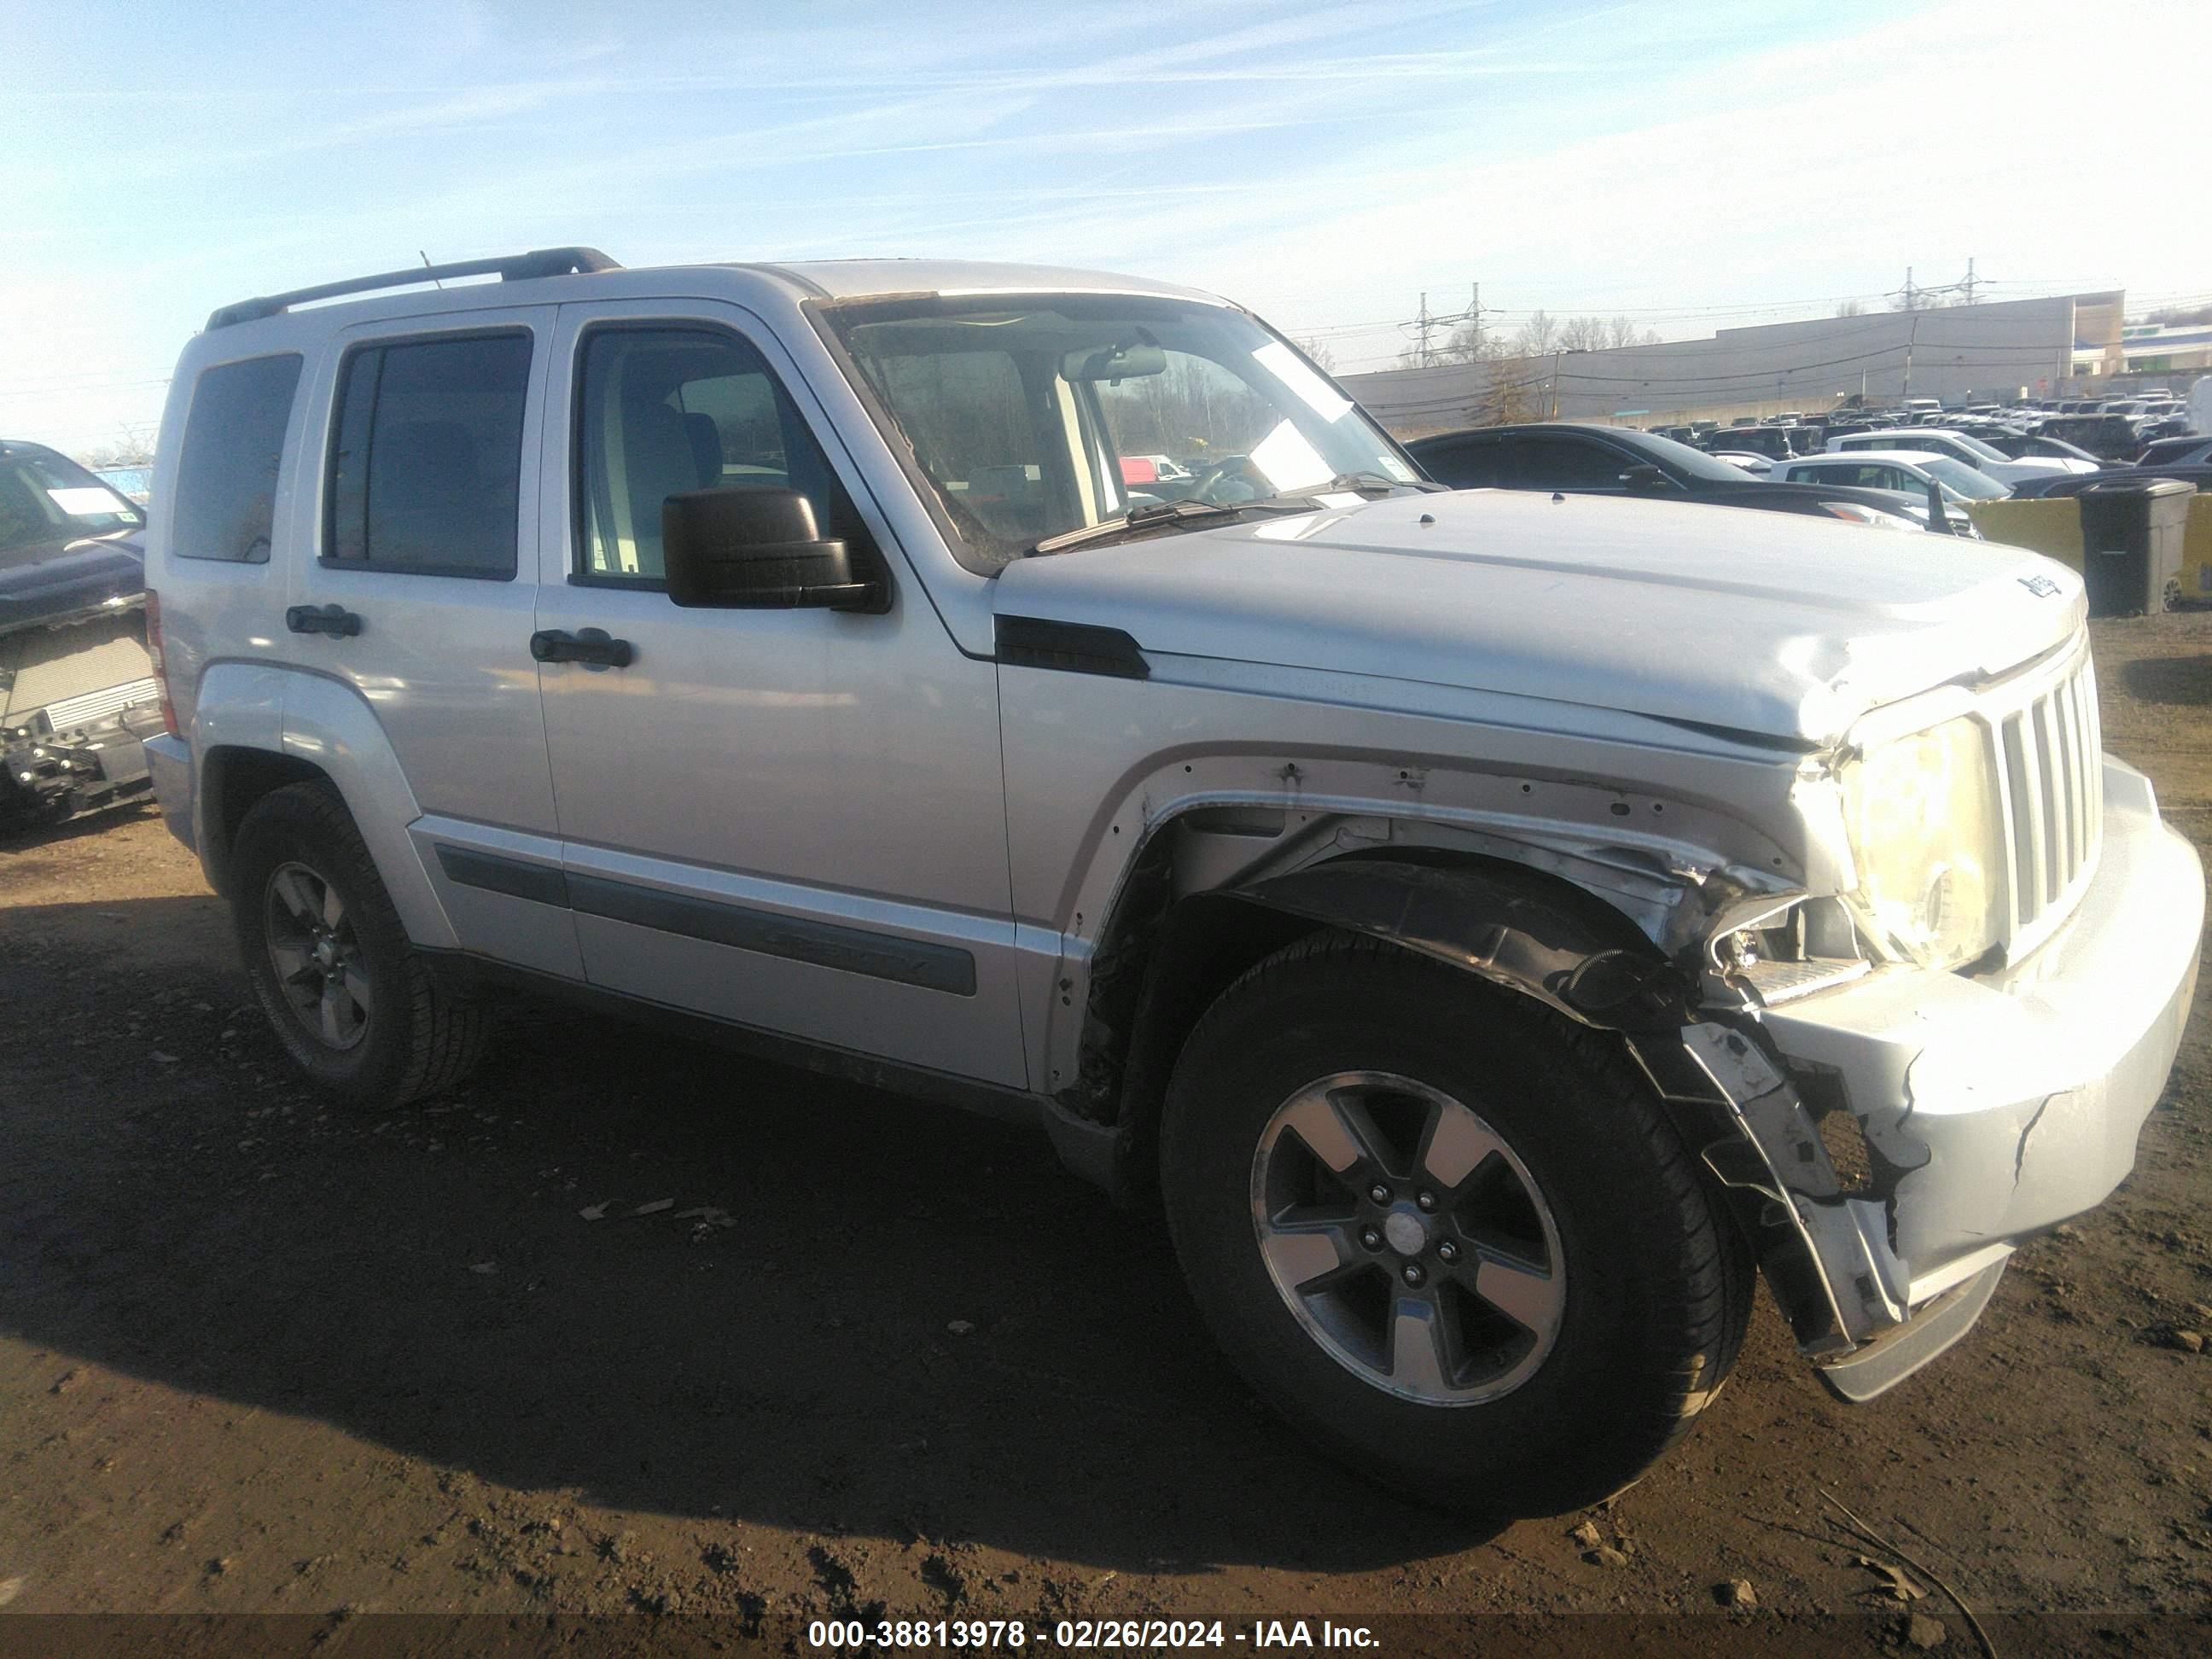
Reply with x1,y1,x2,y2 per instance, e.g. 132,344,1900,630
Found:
1024,497,1319,557
1320,470,1447,497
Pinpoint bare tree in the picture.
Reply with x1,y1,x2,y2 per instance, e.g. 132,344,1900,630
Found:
1435,319,1485,364
1558,315,1609,353
78,425,157,470
1470,368,1543,428
1511,311,1558,357
1834,298,1866,317
1604,316,1659,349
1297,336,1338,372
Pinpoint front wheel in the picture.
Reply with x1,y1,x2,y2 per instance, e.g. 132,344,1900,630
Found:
230,781,486,1110
1158,932,1749,1516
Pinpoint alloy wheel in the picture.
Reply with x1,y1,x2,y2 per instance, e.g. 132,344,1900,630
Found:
1249,1070,1566,1405
263,859,372,1051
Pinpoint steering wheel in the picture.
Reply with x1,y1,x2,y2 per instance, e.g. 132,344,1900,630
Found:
1190,457,1265,505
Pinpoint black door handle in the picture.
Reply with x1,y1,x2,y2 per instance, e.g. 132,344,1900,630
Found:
530,627,634,668
285,603,363,637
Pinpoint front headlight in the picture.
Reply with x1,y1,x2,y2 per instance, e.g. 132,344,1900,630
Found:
1840,715,2005,969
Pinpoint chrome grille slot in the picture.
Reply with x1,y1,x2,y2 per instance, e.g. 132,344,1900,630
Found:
1993,649,2101,950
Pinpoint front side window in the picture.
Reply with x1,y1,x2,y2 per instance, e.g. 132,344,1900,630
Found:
573,325,870,585
326,332,531,578
171,354,300,562
1511,436,1627,491
823,294,1418,571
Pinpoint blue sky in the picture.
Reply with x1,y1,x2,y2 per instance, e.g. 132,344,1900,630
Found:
5,0,2208,454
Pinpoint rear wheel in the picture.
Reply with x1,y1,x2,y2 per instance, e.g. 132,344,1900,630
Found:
1159,931,1749,1516
230,781,486,1109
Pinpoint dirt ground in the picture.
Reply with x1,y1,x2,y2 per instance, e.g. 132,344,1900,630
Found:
3,613,2210,1651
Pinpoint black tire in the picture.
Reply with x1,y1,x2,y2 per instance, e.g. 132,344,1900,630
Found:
230,780,486,1110
1158,930,1749,1516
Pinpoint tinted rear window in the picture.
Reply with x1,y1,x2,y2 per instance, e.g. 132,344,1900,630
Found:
326,332,532,578
171,353,303,562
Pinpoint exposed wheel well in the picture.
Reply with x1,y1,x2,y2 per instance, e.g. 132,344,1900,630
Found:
201,746,332,896
1078,830,1672,1207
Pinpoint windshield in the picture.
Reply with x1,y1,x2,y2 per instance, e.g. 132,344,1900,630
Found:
1936,430,2008,463
822,294,1417,569
1916,455,2009,499
1627,430,1766,483
0,443,145,560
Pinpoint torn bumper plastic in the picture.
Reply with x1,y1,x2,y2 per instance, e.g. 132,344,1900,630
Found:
1742,756,2202,1394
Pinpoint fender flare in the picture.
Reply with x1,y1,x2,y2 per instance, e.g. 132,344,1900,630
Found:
277,672,456,949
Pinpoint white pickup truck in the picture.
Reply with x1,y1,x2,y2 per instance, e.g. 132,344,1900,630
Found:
140,248,2202,1515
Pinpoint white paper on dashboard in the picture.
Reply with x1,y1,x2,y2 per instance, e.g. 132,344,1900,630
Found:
47,486,122,515
1249,419,1332,493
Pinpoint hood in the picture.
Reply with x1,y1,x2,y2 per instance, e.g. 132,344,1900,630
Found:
992,491,2085,747
0,530,146,638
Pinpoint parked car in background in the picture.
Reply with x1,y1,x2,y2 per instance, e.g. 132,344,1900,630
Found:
1825,427,2091,486
0,439,163,828
2007,465,2212,499
1707,451,1773,476
2133,435,2212,469
1697,424,1807,462
2034,413,2150,461
1986,432,2108,467
1770,450,2000,532
1406,423,1960,532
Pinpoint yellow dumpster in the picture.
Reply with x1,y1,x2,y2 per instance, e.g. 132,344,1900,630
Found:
1967,498,2084,573
2185,495,2212,606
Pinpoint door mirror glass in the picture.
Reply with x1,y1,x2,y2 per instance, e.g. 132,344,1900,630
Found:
1618,463,1674,492
663,487,883,610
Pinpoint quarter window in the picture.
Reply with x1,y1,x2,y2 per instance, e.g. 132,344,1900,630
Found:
573,326,872,585
326,332,532,578
172,354,302,562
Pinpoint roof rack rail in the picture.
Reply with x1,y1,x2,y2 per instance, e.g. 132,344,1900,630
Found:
206,246,621,330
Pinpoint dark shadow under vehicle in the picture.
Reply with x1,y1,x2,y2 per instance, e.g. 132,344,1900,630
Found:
0,892,1503,1566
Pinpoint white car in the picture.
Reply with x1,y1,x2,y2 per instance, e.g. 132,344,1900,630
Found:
1773,450,2011,507
1707,450,1773,475
1825,428,2095,486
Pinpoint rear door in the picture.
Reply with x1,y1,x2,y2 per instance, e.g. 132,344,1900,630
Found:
286,307,580,979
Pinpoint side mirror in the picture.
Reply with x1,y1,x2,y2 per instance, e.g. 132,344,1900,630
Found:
1619,463,1675,492
661,488,883,611
1926,478,1956,534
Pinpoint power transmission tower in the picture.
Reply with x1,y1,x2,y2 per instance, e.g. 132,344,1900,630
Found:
1416,293,1434,368
1962,257,1976,306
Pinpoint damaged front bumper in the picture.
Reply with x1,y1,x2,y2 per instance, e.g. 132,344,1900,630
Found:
1,702,164,829
1666,756,2202,1400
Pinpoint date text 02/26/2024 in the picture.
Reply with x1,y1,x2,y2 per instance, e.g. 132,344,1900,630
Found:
806,1621,1381,1650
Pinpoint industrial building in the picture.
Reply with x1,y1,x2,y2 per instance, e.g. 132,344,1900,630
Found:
1343,291,2125,436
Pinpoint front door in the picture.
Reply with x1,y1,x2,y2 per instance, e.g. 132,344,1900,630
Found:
532,300,1027,1089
